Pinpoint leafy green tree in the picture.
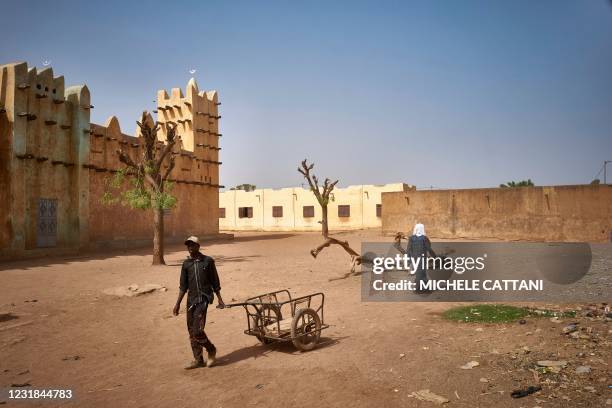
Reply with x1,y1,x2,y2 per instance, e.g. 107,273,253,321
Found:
230,183,257,191
500,179,534,188
103,111,178,265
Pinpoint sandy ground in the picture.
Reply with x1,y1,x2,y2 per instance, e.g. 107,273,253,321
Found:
0,230,609,408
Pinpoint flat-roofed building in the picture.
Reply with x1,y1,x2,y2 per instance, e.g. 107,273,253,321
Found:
219,183,412,231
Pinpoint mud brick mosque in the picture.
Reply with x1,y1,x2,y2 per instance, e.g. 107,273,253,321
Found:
0,61,222,259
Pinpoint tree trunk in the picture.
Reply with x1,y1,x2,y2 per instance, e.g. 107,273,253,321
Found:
152,207,165,265
321,204,329,238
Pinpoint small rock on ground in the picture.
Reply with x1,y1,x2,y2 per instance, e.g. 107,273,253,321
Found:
410,389,449,404
103,283,167,297
575,366,591,374
460,361,480,369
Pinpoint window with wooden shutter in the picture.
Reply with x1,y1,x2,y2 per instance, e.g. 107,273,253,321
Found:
338,205,350,217
272,206,283,218
376,204,382,218
238,207,253,218
303,205,315,218
219,208,226,218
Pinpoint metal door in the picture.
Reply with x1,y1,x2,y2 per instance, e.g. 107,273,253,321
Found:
37,198,57,248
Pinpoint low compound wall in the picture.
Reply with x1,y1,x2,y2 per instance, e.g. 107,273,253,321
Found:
381,185,612,242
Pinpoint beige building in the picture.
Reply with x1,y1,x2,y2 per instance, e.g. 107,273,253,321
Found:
219,183,412,231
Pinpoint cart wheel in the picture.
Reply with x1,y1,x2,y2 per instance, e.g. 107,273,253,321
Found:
252,305,282,344
291,308,321,351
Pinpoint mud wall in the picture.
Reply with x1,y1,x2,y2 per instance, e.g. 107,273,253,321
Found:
382,185,612,242
0,62,221,259
0,65,12,249
0,62,90,257
86,114,219,247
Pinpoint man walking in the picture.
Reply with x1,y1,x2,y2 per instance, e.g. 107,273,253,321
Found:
173,236,225,369
407,223,437,294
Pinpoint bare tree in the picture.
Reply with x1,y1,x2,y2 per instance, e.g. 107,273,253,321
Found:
113,111,178,265
298,159,362,271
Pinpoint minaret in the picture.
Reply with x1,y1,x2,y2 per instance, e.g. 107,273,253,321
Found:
156,78,221,187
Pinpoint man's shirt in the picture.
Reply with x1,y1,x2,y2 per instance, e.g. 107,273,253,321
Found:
179,252,221,306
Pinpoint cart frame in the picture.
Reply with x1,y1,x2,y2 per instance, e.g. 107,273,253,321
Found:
225,289,329,350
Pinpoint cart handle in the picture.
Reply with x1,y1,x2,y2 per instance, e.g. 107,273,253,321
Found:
217,301,270,309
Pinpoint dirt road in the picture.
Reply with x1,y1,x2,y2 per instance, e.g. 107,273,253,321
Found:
0,231,609,407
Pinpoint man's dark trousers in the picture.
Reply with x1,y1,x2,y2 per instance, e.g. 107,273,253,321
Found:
186,300,216,362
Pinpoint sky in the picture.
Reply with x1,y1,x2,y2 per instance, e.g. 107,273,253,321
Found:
2,0,611,190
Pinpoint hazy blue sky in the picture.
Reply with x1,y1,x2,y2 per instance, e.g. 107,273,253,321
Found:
2,1,611,189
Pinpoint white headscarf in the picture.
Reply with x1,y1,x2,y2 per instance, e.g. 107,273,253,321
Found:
413,223,426,237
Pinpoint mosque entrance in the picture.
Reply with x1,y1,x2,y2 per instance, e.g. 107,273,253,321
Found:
36,198,57,248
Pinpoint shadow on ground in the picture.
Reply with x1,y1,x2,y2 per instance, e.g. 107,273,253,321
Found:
165,255,262,267
0,233,301,272
230,234,297,243
215,336,346,366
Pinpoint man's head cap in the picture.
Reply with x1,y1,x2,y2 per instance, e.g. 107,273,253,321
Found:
184,236,200,245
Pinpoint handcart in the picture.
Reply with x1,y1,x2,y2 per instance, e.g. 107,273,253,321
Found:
222,290,328,351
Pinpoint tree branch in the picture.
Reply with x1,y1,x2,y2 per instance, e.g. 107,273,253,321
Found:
299,159,323,203
156,123,177,174
162,157,175,181
117,149,140,171
143,172,159,191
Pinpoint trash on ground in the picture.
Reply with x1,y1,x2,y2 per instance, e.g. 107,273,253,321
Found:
510,385,541,399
